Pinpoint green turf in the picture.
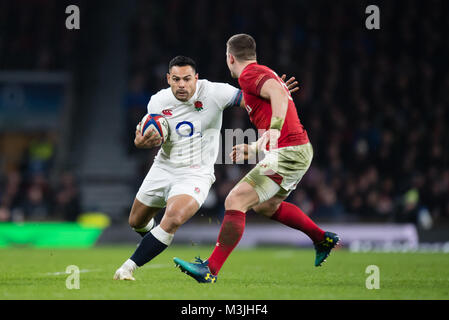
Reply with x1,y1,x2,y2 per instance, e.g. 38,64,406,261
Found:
0,245,448,299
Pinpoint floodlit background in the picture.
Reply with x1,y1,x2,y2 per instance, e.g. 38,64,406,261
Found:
0,0,448,250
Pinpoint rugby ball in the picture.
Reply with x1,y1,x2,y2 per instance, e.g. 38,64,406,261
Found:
137,113,169,144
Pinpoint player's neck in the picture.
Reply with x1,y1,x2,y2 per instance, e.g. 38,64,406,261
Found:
236,60,257,78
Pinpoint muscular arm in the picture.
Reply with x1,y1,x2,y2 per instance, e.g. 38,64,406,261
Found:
232,74,296,159
232,79,288,160
260,78,289,128
250,79,290,151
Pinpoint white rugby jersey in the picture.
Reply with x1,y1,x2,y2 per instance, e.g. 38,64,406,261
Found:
147,79,242,173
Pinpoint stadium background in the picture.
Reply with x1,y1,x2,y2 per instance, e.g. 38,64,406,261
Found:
0,0,448,249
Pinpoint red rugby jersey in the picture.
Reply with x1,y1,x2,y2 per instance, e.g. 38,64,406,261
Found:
238,63,309,149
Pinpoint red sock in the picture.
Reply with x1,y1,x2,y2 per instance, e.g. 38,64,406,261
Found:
207,210,245,275
270,201,325,243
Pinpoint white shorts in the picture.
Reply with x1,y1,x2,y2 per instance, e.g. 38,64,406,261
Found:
136,162,215,208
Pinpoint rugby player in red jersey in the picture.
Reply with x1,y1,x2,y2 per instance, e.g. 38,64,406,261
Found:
174,34,339,283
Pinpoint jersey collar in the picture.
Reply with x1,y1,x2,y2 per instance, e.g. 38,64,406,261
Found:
239,62,258,79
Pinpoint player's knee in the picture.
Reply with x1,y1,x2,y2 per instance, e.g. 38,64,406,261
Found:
224,193,236,210
224,191,245,211
128,215,143,229
164,210,187,230
254,201,280,217
170,215,185,229
128,216,137,229
160,217,183,235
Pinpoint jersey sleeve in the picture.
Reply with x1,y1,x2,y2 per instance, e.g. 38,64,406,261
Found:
239,66,276,96
211,82,243,110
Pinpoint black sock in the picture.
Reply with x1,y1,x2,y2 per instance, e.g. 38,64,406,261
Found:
136,231,150,238
130,232,168,267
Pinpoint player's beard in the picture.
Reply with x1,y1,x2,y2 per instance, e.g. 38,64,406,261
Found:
175,89,190,102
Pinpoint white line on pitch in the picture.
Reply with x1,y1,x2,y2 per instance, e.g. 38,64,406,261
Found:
42,269,101,276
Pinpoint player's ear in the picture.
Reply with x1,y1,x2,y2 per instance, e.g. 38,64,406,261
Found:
166,73,170,85
195,73,199,80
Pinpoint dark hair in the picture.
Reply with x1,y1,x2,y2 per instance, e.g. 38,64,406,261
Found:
168,55,197,73
227,34,257,61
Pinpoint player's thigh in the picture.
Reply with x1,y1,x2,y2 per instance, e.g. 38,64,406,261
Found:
136,162,172,206
159,173,214,232
160,194,199,233
134,162,172,226
269,142,314,192
238,143,313,213
231,164,283,209
128,198,161,229
167,171,215,210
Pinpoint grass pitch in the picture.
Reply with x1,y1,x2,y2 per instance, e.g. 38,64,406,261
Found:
0,245,448,300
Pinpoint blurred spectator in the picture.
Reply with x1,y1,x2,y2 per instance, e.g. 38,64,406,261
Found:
0,170,23,222
20,176,52,221
395,188,433,230
53,172,81,221
24,132,55,176
314,183,344,220
11,173,52,221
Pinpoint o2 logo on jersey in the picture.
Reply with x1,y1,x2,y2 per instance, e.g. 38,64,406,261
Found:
175,121,194,137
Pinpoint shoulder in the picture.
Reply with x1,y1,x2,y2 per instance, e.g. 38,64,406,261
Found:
202,79,236,91
154,87,173,100
147,87,174,113
196,79,212,94
149,87,173,104
241,64,274,80
198,79,239,99
198,79,240,110
239,64,277,95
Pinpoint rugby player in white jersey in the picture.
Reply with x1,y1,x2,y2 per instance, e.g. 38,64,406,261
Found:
114,56,297,280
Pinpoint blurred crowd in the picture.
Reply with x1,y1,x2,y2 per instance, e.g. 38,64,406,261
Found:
124,0,449,227
1,0,448,227
0,0,79,70
0,133,81,222
0,0,81,222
